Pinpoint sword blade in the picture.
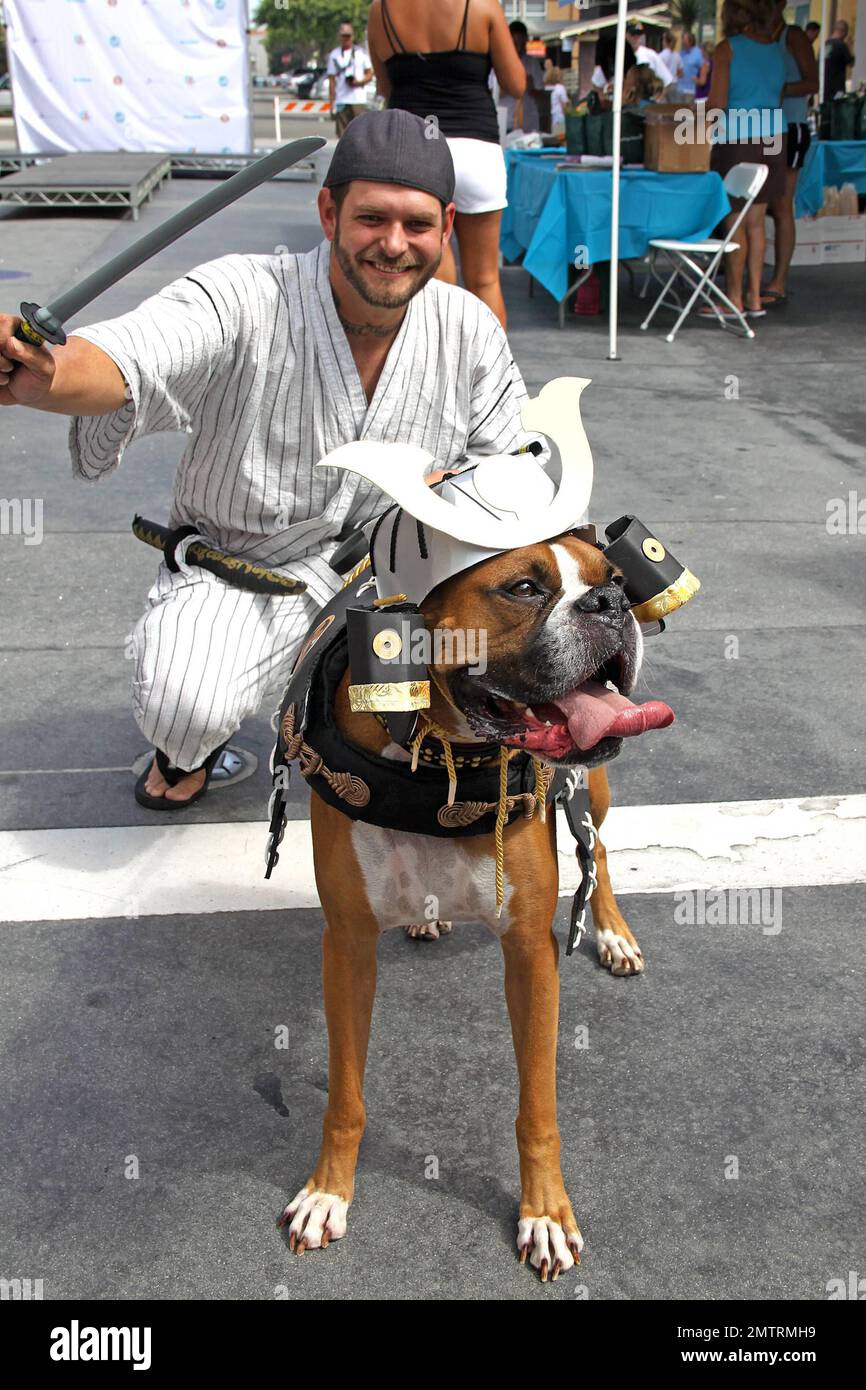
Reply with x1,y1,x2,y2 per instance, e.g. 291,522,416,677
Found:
44,138,325,327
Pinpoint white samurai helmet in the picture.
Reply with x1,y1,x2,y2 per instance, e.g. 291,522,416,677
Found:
317,377,595,607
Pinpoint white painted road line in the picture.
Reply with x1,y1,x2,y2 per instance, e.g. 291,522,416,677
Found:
0,795,863,924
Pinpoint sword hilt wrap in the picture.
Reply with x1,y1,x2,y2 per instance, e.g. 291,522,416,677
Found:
16,302,67,349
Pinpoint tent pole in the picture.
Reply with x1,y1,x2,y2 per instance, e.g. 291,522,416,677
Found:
607,0,629,361
818,0,827,105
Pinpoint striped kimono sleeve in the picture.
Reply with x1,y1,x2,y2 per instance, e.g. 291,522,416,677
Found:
67,255,248,481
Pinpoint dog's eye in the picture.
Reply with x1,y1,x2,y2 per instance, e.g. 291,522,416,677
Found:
506,579,543,599
610,572,626,588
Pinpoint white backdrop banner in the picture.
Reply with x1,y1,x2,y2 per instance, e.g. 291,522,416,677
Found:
5,0,251,155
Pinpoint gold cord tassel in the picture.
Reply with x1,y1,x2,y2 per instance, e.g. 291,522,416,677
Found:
409,723,424,772
441,737,457,807
494,747,515,918
532,757,547,824
408,716,525,916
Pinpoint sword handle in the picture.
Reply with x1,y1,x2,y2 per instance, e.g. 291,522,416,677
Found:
16,302,67,349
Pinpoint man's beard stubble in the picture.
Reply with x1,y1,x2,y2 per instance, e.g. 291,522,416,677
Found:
333,223,441,310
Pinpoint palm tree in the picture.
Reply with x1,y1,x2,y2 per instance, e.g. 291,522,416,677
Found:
670,0,715,44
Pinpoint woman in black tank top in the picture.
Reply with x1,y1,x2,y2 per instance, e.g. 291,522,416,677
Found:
368,0,525,327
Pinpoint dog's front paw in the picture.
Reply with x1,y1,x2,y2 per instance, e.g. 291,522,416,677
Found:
403,920,453,941
517,1215,584,1282
277,1186,348,1254
596,925,644,975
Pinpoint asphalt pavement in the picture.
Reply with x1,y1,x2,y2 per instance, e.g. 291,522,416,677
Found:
0,156,864,1301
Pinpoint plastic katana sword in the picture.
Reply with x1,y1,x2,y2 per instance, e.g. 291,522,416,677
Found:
14,136,326,349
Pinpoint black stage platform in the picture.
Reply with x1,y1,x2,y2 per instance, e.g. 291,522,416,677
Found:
0,154,171,220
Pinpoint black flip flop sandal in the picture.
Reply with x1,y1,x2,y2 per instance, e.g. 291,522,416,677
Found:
134,742,228,811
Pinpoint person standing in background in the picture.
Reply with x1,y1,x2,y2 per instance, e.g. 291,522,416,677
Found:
658,30,683,86
545,64,569,138
367,0,525,328
805,21,821,49
626,24,670,83
679,31,707,95
695,41,715,99
763,1,818,305
327,19,374,137
591,31,637,101
823,20,854,99
503,20,545,132
705,0,787,320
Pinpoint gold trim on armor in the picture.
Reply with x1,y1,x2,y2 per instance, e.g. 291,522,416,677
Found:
373,593,408,608
348,680,430,713
340,555,372,590
630,567,701,622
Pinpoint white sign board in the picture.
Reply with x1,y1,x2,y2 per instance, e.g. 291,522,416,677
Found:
5,0,251,155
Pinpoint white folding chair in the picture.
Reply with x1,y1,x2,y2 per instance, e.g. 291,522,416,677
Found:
640,162,769,343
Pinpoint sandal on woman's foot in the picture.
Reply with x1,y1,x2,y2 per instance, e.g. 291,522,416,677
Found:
134,741,228,810
761,289,787,303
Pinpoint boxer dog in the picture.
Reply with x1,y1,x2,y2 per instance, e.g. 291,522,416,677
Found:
278,524,672,1281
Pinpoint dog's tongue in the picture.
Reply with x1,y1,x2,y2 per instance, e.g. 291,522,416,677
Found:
552,680,674,751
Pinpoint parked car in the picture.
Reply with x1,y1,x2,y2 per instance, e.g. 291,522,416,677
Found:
0,75,13,114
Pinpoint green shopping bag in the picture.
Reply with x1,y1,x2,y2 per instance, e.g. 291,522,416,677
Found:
565,113,586,155
584,110,610,156
620,109,646,162
829,94,861,140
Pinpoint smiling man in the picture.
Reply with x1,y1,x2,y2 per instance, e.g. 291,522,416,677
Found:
0,111,541,808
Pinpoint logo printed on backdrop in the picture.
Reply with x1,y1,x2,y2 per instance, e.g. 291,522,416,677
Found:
9,0,248,153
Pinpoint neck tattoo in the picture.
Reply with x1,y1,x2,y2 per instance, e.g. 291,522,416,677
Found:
333,292,398,339
337,315,395,338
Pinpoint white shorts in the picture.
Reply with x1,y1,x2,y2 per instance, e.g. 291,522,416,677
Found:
445,137,507,214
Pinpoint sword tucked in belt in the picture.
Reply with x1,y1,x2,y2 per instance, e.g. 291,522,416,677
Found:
132,516,308,597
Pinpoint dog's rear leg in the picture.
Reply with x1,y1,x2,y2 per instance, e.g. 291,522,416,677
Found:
587,766,644,976
278,801,380,1254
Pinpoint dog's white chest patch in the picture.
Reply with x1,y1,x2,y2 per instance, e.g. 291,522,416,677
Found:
350,823,510,932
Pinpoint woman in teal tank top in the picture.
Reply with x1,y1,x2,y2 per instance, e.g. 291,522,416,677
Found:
707,0,790,319
764,0,819,304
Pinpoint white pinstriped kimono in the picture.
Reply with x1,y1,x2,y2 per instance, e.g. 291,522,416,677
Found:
69,240,540,770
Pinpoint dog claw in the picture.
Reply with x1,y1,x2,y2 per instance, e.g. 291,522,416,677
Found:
518,1215,580,1282
280,1186,349,1253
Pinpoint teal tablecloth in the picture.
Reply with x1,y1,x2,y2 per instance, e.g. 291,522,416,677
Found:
796,140,866,217
501,149,731,301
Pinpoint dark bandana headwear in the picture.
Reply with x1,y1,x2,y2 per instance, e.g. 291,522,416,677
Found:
323,109,456,204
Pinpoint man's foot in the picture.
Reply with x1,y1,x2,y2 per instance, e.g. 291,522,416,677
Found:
143,758,206,803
